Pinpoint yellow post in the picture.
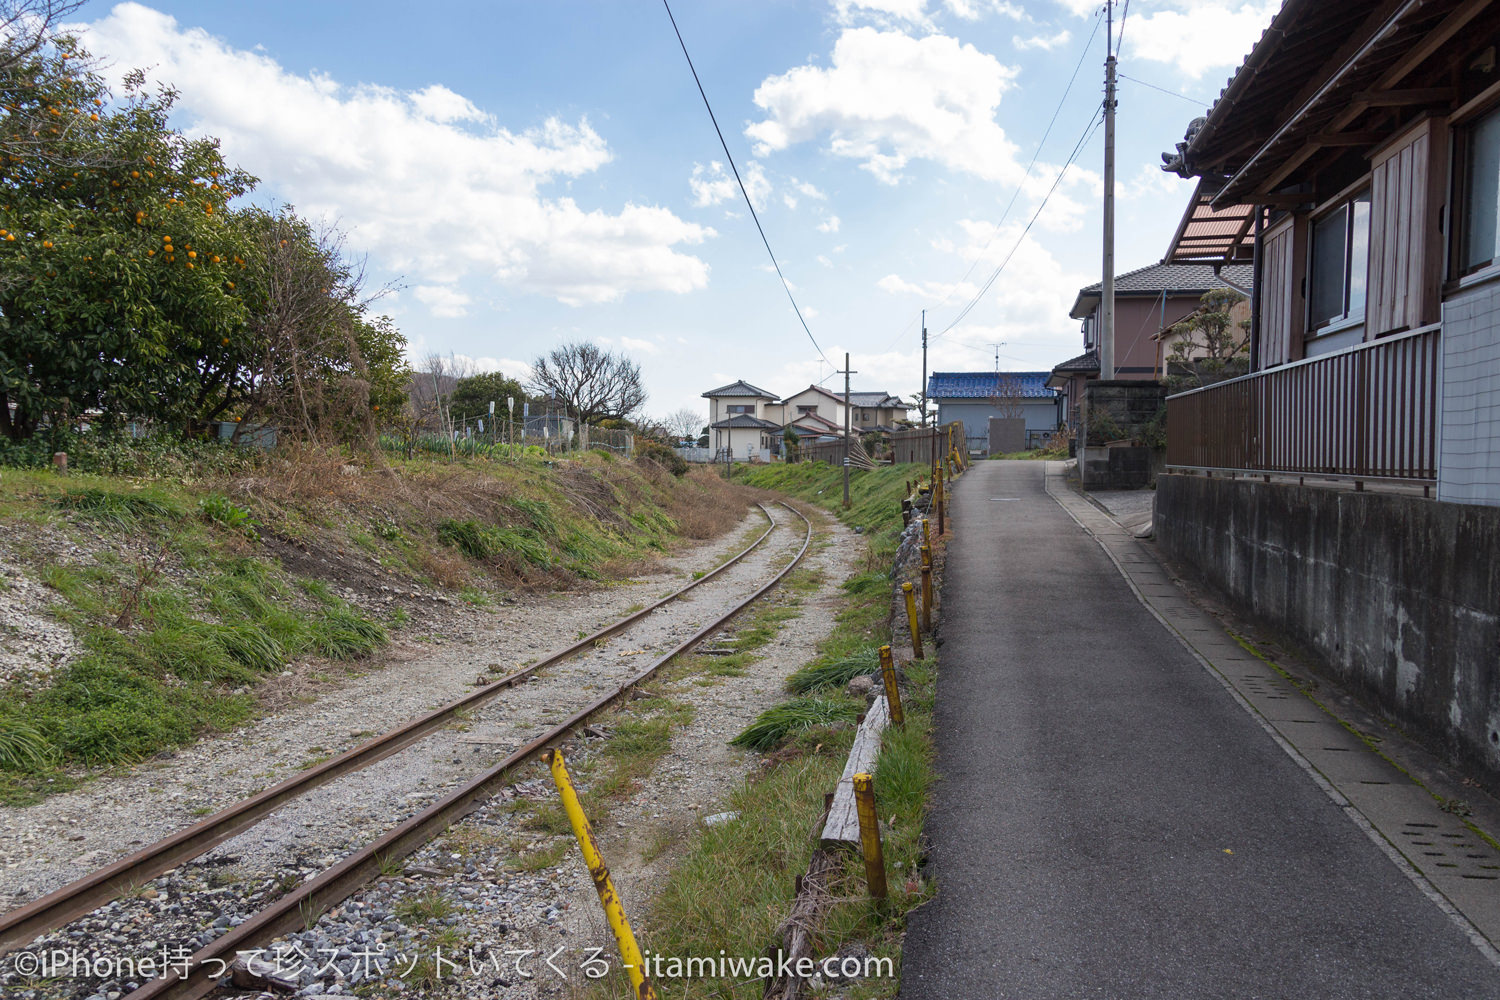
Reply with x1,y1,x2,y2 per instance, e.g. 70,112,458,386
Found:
902,582,924,659
921,517,930,551
878,645,904,727
547,750,657,1000
921,564,933,633
852,773,888,900
935,465,946,536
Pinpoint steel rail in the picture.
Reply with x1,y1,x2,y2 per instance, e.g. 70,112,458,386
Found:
0,504,784,957
121,501,813,1000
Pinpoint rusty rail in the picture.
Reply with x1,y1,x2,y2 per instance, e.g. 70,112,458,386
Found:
1165,323,1440,483
0,505,785,958
118,500,812,1000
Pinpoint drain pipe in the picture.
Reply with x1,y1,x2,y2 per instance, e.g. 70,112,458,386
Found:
1249,206,1264,372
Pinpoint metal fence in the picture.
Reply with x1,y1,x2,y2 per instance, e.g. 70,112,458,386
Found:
1165,323,1440,482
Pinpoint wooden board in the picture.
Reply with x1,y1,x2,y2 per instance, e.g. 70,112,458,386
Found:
820,695,890,845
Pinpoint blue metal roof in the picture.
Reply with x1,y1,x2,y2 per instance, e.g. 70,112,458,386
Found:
926,371,1056,400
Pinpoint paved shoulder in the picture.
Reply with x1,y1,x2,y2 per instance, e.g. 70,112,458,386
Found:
900,460,1500,1000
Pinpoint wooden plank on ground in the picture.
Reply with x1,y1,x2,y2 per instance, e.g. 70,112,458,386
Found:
820,695,890,844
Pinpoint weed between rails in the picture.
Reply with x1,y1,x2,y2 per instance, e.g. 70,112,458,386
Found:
624,463,937,1000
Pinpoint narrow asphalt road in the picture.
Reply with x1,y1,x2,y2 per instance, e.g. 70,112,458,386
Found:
899,460,1500,999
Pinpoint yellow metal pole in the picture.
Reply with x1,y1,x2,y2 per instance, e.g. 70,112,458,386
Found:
546,750,657,1000
902,582,924,659
878,645,904,727
852,773,888,900
921,564,933,634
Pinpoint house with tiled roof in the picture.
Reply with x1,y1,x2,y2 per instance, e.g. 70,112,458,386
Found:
703,380,780,461
926,371,1060,454
1050,261,1254,430
699,379,912,461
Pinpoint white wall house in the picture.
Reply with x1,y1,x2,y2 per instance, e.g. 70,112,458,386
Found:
703,380,780,462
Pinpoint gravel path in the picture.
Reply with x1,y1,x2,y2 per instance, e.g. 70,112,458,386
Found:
0,508,772,908
1,504,860,1000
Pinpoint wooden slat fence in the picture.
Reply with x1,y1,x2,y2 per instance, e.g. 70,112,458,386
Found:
1165,324,1440,482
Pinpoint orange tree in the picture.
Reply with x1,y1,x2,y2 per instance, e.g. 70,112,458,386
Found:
0,30,258,441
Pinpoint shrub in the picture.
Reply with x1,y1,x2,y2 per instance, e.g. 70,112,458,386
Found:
199,494,260,540
636,440,689,477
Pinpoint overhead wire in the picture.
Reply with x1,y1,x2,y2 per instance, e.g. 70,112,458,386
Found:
933,107,1104,340
660,0,831,368
879,6,1105,354
1117,72,1210,107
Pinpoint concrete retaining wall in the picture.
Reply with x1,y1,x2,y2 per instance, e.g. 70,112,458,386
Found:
1156,473,1500,780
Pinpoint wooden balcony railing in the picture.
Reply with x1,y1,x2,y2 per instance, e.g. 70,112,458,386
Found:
1165,323,1440,483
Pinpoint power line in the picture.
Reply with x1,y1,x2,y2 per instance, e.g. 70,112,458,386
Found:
660,0,831,368
880,8,1105,355
934,109,1104,339
1117,72,1210,107
1116,0,1131,61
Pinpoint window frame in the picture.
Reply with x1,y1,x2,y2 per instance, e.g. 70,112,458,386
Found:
1306,188,1371,335
1452,101,1500,281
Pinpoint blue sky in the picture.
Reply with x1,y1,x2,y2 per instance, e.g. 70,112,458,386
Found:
68,0,1278,421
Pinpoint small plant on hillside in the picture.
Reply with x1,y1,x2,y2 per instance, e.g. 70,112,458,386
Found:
199,494,259,540
0,716,52,771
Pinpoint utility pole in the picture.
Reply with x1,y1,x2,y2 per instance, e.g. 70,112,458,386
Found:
1100,0,1117,381
840,352,857,508
920,310,928,427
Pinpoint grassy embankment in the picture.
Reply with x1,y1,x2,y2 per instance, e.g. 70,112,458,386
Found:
0,439,748,805
621,460,938,1000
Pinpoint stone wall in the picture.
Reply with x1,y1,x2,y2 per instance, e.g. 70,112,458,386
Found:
1156,473,1500,781
1081,380,1165,488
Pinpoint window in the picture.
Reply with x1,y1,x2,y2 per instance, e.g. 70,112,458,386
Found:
797,405,818,415
726,404,753,415
1308,192,1370,330
1460,107,1500,275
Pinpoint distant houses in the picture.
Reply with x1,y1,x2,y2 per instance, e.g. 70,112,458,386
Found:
700,379,910,462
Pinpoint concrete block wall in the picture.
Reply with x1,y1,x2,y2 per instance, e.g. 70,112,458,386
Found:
1156,473,1500,781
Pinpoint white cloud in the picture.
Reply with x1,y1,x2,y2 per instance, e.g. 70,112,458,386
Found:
818,215,841,233
794,179,827,200
690,161,737,207
946,0,1026,19
743,161,772,211
80,3,713,307
1119,162,1189,202
747,28,1030,185
619,336,661,355
881,217,1091,362
410,84,486,124
414,284,472,318
1121,2,1278,79
877,273,978,301
834,0,934,29
817,254,834,267
1014,29,1070,51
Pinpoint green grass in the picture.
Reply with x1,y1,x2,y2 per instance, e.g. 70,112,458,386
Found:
626,457,942,1000
730,697,863,751
786,648,882,694
737,462,924,564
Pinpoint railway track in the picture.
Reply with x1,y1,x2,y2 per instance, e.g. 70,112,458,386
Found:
1,500,813,999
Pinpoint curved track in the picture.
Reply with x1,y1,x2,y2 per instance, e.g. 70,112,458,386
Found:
1,501,814,1000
